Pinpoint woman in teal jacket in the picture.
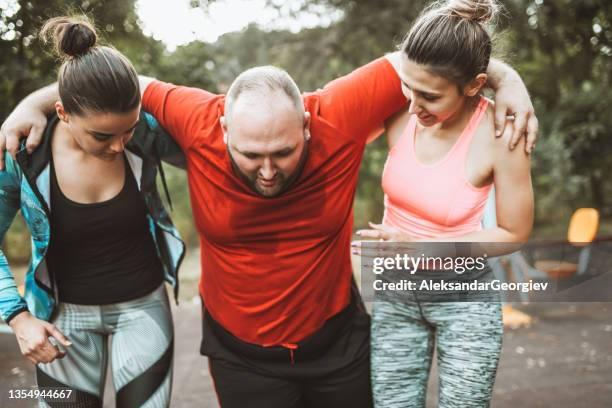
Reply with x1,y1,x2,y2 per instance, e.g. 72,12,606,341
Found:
0,16,184,407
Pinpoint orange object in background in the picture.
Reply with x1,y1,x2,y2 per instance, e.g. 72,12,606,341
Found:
567,208,599,244
502,305,534,329
534,208,600,279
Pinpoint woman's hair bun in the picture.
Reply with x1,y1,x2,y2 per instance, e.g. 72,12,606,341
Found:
446,0,499,24
40,16,97,58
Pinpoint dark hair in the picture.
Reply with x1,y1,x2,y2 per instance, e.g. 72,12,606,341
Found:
401,0,499,88
40,16,140,115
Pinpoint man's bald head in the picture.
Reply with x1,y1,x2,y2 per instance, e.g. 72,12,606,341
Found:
224,65,305,126
220,66,311,198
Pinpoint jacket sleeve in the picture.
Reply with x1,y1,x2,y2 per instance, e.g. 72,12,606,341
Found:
0,152,29,323
132,112,187,169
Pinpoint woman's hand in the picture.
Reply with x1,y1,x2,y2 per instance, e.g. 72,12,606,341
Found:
352,222,418,258
9,311,71,364
357,222,413,242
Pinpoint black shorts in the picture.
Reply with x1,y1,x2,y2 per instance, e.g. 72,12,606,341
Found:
200,294,373,408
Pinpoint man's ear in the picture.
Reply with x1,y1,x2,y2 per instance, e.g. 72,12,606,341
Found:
303,111,311,141
55,101,69,123
463,73,488,97
220,116,228,144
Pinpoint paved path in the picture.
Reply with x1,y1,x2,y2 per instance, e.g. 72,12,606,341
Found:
0,299,218,408
2,248,612,406
2,302,612,407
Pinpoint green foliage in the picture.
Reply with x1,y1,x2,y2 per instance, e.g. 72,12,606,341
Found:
158,164,199,247
1,213,30,263
0,0,165,119
505,0,612,223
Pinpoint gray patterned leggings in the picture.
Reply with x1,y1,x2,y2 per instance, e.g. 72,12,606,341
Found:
36,284,173,408
371,299,503,408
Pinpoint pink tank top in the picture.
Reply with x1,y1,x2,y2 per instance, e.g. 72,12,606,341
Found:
382,97,492,239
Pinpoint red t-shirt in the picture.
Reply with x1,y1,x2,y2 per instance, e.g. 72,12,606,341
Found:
143,57,406,346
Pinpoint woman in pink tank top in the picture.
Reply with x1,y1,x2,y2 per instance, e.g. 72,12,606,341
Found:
360,1,534,407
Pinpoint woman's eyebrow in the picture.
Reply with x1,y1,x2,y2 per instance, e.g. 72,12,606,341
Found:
87,121,139,137
400,79,441,96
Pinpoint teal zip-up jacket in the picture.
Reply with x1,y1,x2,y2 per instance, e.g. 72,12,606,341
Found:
0,112,186,324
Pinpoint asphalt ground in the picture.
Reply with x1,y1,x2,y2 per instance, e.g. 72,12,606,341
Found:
3,301,612,407
1,249,611,407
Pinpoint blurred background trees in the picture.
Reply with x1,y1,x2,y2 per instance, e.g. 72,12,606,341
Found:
1,0,611,261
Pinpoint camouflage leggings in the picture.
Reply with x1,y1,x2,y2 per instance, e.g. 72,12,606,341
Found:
371,299,503,408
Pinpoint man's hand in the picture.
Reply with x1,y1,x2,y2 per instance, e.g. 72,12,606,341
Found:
488,59,539,154
0,82,60,170
9,311,72,365
493,83,538,153
0,104,47,170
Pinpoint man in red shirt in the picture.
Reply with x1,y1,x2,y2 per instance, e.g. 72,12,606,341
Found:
1,52,537,407
139,57,406,408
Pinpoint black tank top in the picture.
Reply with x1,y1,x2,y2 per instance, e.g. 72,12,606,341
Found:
48,154,164,304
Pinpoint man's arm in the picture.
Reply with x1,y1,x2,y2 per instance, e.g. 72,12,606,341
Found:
384,52,538,153
0,83,58,166
141,78,222,151
317,56,408,145
0,76,157,164
486,59,538,152
0,76,202,169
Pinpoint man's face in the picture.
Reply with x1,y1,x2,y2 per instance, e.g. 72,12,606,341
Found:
222,91,310,198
